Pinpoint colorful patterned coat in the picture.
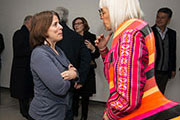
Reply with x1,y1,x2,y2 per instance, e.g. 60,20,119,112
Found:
101,19,180,120
100,19,149,119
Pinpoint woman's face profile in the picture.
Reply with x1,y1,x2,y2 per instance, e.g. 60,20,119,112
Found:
74,19,84,34
100,7,112,31
47,15,63,43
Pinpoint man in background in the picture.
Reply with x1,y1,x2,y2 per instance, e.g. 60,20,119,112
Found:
0,33,5,70
55,7,91,120
10,15,34,120
152,7,176,94
0,33,5,104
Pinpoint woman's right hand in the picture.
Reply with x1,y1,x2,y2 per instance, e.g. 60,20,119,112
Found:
95,32,113,50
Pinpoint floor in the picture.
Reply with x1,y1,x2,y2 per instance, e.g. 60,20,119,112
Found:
0,87,106,120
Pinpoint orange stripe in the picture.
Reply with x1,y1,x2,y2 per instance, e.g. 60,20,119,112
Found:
120,92,171,119
113,19,136,38
145,32,155,56
170,116,180,120
144,77,156,91
143,86,158,98
149,53,155,65
109,64,114,89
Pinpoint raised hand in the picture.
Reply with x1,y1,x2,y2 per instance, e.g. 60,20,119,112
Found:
95,32,113,50
84,40,95,51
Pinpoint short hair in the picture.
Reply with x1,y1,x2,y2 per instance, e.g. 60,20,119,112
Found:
23,15,32,24
72,17,90,32
99,0,144,30
55,6,69,23
30,10,60,49
157,7,173,18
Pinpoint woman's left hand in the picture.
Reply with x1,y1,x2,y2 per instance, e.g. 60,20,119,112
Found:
74,82,83,89
61,64,77,80
84,40,95,52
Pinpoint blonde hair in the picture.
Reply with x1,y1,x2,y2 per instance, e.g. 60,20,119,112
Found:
99,0,144,30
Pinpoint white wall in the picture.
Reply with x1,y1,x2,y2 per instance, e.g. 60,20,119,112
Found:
0,0,180,102
140,0,180,102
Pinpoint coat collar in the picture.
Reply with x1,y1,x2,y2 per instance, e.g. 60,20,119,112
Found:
41,45,70,68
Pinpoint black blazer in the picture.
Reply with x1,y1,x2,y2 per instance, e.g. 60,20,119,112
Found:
10,25,33,99
79,31,100,94
56,22,91,85
0,33,5,67
0,33,5,54
152,25,176,77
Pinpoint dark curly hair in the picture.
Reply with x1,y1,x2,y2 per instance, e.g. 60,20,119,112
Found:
72,17,90,32
158,7,173,18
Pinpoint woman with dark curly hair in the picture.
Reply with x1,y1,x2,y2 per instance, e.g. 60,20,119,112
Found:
72,17,100,120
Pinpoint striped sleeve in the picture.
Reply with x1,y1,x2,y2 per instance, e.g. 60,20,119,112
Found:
105,30,149,119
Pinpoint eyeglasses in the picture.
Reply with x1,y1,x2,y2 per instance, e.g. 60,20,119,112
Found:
74,22,83,26
98,8,104,17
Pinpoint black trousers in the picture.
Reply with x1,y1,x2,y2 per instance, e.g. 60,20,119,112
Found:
155,70,169,94
73,93,90,120
19,98,34,120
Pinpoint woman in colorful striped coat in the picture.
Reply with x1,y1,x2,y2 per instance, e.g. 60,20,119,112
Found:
95,0,151,119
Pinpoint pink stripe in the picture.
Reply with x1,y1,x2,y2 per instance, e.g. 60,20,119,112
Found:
133,19,147,30
145,63,154,72
130,33,140,109
110,88,116,93
135,23,146,30
129,102,178,120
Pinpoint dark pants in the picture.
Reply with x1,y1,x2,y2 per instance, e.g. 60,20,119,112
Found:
155,70,169,94
65,92,74,120
19,98,34,120
73,93,90,120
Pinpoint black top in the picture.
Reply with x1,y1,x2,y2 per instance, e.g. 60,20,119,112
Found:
10,25,34,98
56,22,91,86
0,33,5,54
78,31,100,94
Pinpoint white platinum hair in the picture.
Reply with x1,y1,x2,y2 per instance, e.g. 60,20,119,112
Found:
99,0,144,31
55,7,69,23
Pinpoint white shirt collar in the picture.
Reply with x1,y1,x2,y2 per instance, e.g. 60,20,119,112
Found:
156,26,168,40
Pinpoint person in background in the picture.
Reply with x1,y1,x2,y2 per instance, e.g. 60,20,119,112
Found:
55,7,91,120
0,34,4,57
0,33,5,69
95,0,152,119
0,33,5,104
29,10,78,120
152,7,176,94
72,17,100,120
10,15,33,120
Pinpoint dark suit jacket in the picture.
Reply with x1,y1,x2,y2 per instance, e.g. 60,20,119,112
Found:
0,33,5,68
10,25,33,99
56,22,91,85
152,25,176,77
0,33,5,54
